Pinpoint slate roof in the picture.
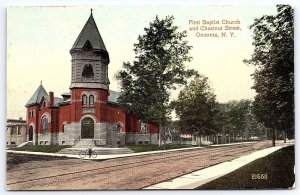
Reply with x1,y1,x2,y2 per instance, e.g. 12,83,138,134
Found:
26,84,63,107
71,12,107,52
61,92,71,96
108,90,121,103
53,97,63,107
27,85,121,107
25,84,48,107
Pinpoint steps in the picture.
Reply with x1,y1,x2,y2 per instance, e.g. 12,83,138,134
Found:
58,147,134,155
58,139,134,155
17,141,33,147
73,139,95,148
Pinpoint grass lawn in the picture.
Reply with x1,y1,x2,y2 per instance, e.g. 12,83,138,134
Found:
9,145,72,153
127,144,195,153
6,153,73,170
197,146,295,189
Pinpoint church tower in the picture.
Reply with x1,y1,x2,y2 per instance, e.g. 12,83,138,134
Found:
70,9,110,90
68,10,111,144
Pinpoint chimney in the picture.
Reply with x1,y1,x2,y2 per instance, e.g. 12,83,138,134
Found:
49,91,54,106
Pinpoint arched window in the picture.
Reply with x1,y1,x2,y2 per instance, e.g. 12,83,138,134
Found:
89,95,94,106
116,123,122,134
42,116,48,134
82,64,94,78
140,121,148,134
82,95,87,106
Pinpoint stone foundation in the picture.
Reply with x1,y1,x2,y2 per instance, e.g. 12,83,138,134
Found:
126,133,159,145
33,122,159,146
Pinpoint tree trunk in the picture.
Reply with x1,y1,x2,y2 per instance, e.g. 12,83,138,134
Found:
272,127,276,147
228,133,231,143
216,134,218,144
199,134,202,146
283,131,286,143
158,131,161,147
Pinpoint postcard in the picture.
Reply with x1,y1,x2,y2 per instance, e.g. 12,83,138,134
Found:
6,5,295,190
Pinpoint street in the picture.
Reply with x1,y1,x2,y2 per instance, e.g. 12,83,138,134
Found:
7,141,273,190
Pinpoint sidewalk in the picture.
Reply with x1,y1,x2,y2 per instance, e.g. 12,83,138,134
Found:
6,145,202,160
144,142,294,189
6,141,262,160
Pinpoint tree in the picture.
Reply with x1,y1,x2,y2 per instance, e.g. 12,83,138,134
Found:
245,111,269,140
172,75,219,145
213,103,230,144
216,100,251,143
244,5,294,146
116,15,196,146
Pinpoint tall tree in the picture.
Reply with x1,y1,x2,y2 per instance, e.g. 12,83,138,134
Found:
172,75,219,145
217,100,251,143
245,111,269,140
244,5,294,146
116,15,196,145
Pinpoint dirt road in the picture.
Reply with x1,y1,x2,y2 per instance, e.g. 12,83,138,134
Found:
7,141,273,190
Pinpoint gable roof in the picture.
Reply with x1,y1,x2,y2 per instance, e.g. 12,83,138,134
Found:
25,84,48,107
26,84,64,107
71,12,107,53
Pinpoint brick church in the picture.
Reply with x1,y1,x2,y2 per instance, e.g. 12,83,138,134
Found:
25,11,159,146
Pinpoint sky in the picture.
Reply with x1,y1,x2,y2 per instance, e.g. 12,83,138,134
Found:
6,5,279,119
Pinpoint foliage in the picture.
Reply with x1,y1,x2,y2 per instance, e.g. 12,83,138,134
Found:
172,75,219,136
10,145,72,153
227,100,251,136
127,144,194,153
216,100,252,140
245,112,269,139
116,15,196,125
244,5,294,135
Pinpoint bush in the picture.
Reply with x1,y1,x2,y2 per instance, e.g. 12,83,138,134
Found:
128,144,194,153
10,145,72,153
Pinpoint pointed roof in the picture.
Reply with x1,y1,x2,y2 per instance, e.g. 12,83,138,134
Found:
71,11,107,52
25,84,48,107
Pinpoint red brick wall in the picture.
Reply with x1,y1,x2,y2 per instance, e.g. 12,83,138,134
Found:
125,113,139,133
50,108,59,132
58,104,71,132
103,105,126,132
27,105,39,133
26,88,160,136
148,122,159,133
70,88,109,122
124,113,160,133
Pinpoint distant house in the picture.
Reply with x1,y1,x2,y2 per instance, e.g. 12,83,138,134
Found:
6,118,27,146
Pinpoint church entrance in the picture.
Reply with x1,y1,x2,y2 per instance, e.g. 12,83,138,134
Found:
28,126,33,141
81,117,94,139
